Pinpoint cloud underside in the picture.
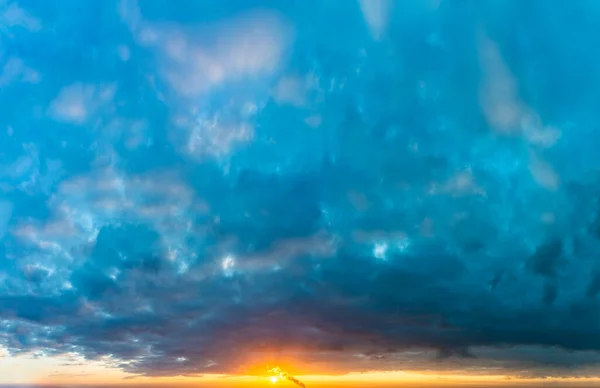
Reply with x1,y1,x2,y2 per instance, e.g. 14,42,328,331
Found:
2,0,600,379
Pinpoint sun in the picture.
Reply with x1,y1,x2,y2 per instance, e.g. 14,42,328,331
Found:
270,376,280,384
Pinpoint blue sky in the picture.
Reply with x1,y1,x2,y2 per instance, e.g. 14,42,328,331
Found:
2,0,600,383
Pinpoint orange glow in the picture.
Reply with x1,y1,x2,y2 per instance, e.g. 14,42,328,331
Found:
11,352,600,387
30,370,600,388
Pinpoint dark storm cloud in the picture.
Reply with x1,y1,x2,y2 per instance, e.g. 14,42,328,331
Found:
2,0,600,380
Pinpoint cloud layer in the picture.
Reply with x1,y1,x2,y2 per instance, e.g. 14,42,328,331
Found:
2,0,600,379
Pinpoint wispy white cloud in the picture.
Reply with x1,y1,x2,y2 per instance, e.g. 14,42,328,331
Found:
358,0,392,40
0,57,41,86
119,1,293,161
529,152,560,191
126,6,292,97
48,83,116,124
478,34,561,148
272,75,318,107
478,34,562,190
175,111,255,160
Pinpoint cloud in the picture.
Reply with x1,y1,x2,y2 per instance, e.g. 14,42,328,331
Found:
272,76,311,107
478,34,561,149
122,1,291,98
2,0,600,382
0,57,41,87
358,0,392,40
119,1,293,161
48,83,116,124
158,14,290,97
0,2,41,32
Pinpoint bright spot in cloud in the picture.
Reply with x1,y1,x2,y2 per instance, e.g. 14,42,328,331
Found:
221,254,235,276
373,242,388,260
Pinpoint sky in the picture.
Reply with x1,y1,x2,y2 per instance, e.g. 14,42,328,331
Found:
2,0,600,386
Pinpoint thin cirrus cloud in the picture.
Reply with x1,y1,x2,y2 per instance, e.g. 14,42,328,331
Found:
1,0,600,383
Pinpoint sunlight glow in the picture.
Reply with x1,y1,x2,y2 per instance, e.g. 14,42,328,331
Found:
268,366,305,388
9,351,600,387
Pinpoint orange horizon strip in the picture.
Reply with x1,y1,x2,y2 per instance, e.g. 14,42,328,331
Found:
37,371,600,386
